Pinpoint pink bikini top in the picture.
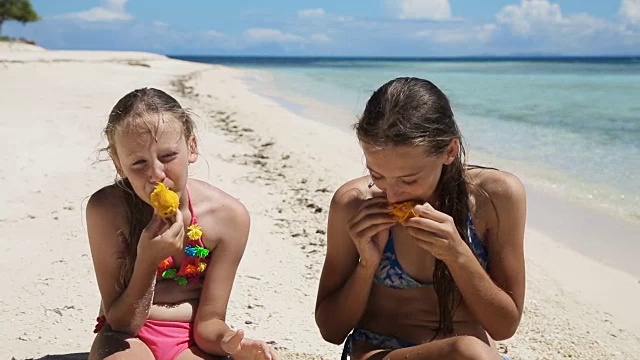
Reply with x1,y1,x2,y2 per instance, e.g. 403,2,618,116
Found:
156,186,211,285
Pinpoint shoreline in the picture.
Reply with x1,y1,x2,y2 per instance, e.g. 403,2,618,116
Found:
2,46,639,359
223,64,640,226
180,66,640,359
232,65,640,277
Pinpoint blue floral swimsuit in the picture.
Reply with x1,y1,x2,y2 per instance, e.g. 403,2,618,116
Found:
342,215,510,360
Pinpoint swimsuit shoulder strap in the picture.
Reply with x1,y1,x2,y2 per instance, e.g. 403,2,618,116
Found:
186,185,198,225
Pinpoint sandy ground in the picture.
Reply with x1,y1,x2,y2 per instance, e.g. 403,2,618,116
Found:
1,43,639,359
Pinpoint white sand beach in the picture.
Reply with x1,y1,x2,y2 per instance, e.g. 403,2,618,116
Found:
1,43,639,359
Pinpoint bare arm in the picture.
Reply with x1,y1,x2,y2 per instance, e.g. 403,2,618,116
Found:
315,182,392,345
193,196,250,355
447,172,526,340
86,189,156,335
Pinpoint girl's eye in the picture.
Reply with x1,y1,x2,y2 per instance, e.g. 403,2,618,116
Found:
161,152,178,161
402,179,417,186
370,173,382,181
132,160,146,166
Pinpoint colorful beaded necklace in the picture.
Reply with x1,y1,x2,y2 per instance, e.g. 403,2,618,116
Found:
156,186,211,285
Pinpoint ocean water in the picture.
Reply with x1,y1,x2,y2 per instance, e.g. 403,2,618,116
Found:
172,56,640,221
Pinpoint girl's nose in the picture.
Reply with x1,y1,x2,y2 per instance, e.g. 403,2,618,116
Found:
148,160,166,184
385,185,404,204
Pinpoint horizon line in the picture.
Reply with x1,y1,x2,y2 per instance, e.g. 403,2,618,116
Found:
168,54,640,60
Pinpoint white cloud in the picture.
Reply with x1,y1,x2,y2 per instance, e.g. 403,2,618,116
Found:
619,0,640,25
415,24,496,44
496,0,561,34
244,28,305,43
310,33,331,43
206,30,225,38
496,0,609,38
57,0,132,22
388,0,452,20
337,16,355,23
152,21,168,28
242,28,331,46
298,8,325,18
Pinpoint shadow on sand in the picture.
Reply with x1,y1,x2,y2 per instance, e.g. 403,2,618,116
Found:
26,353,88,360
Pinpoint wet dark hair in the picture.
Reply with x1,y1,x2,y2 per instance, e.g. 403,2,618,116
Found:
355,77,473,336
103,87,195,289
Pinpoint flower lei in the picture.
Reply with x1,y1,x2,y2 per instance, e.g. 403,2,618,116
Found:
157,224,210,285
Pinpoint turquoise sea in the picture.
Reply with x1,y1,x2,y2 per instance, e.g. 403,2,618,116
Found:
172,56,640,221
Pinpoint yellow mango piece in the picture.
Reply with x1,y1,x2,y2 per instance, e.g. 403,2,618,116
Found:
389,201,418,222
149,183,180,218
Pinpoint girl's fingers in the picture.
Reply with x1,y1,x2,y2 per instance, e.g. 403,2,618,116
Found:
351,200,394,225
350,213,396,234
165,221,183,240
174,209,183,224
260,343,274,360
269,347,281,360
403,217,448,238
414,203,449,222
143,213,165,236
406,226,447,245
356,222,395,242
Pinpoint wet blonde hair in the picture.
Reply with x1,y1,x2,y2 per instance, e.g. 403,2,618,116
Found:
104,88,195,289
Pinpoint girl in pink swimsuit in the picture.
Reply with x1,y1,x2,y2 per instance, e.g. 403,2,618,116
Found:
86,88,279,360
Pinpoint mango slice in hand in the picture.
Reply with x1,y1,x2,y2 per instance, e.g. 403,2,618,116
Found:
149,183,180,219
389,201,418,222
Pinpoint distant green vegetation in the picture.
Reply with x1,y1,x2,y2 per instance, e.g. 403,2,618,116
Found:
0,0,40,36
0,35,36,44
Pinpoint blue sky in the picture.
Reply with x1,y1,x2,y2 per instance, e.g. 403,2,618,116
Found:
4,0,640,56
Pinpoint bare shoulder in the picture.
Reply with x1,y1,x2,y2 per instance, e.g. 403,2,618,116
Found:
468,167,526,206
187,179,248,218
85,184,130,258
330,176,374,215
86,184,128,232
88,184,126,210
468,167,527,242
187,179,250,247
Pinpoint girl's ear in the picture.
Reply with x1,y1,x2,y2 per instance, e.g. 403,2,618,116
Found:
444,139,459,165
187,135,198,163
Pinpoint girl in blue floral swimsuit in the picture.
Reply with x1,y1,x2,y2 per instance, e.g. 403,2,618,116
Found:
315,77,526,360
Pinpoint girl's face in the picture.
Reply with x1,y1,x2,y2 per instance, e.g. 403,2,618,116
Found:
362,141,457,204
112,115,197,205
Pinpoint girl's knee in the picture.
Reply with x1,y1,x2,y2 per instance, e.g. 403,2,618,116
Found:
447,336,495,360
